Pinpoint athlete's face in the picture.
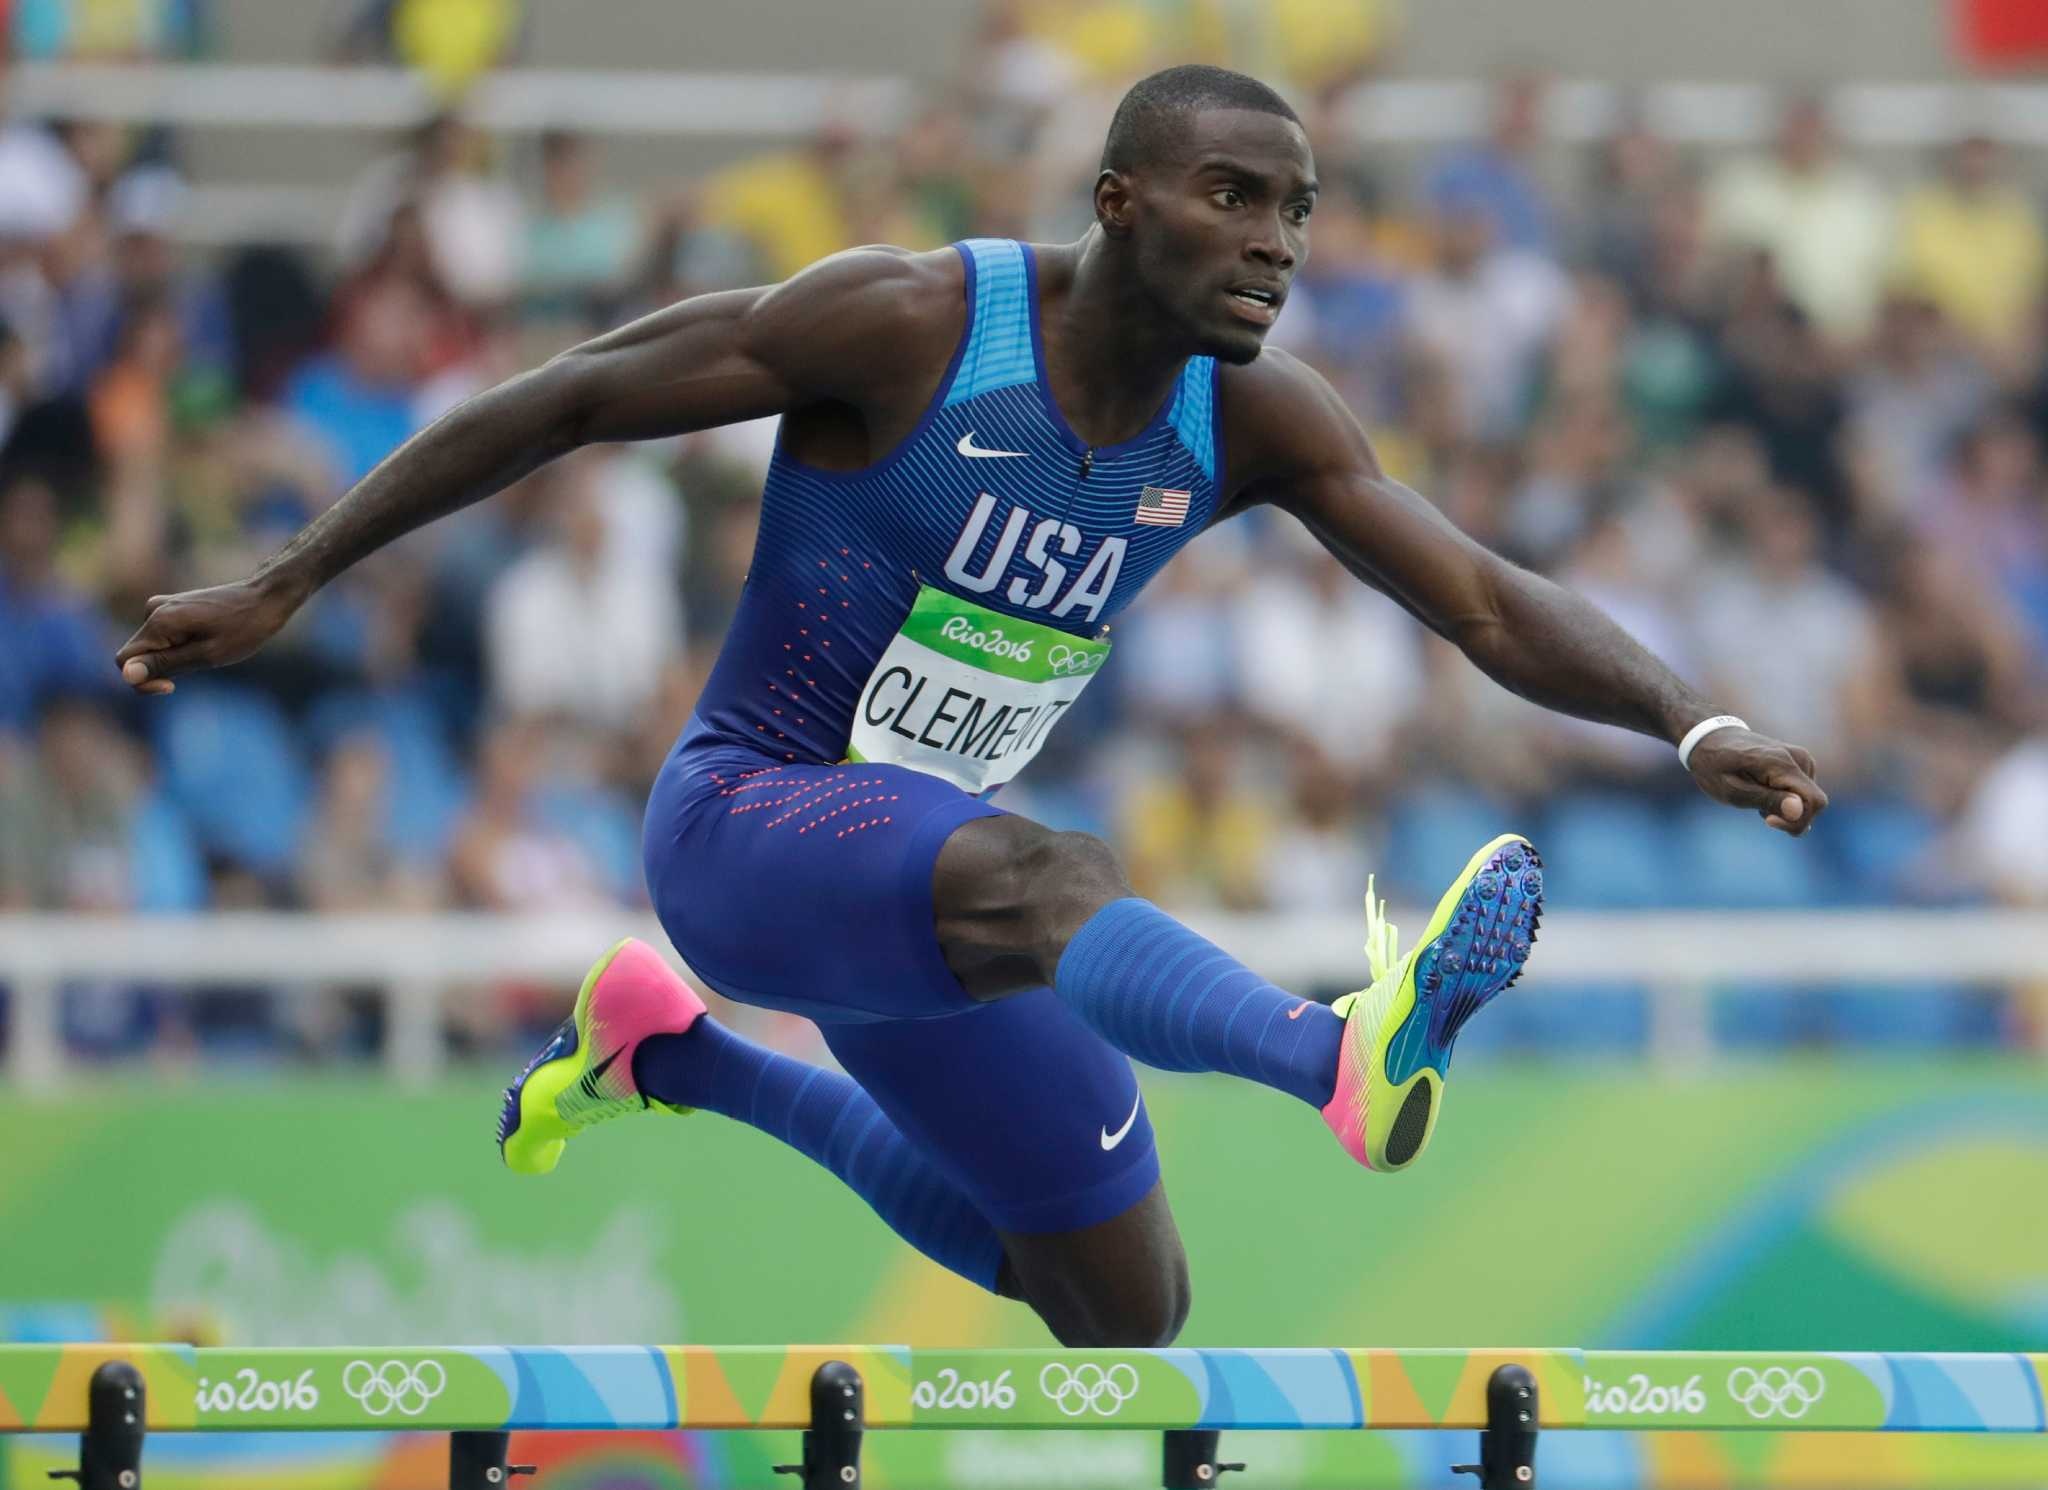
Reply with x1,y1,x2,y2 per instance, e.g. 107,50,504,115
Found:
1113,109,1316,365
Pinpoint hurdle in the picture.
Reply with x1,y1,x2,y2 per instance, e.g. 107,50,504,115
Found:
4,1345,2043,1488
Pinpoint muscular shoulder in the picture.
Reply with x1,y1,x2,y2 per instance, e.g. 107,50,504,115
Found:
1216,348,1379,510
747,244,966,406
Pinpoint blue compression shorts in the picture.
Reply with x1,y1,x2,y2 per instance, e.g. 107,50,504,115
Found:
641,720,1160,1234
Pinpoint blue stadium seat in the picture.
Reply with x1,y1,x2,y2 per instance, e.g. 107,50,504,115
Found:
535,783,645,904
304,688,469,862
1384,787,1518,904
1455,984,1650,1060
1669,800,1833,909
1822,797,1942,905
1538,792,1671,908
128,792,207,911
154,683,311,876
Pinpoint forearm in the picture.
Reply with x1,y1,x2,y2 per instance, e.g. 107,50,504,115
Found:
252,364,579,599
1458,562,1716,744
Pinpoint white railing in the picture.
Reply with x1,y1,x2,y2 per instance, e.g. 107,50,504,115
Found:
3,908,2044,1089
17,65,2048,146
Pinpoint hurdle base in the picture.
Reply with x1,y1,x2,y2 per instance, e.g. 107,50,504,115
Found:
1451,1364,1538,1488
1162,1428,1245,1487
47,1360,146,1490
447,1430,534,1488
773,1359,865,1490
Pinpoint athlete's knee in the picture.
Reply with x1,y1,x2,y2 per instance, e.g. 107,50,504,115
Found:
936,817,1131,987
1021,828,1130,977
1041,1252,1191,1349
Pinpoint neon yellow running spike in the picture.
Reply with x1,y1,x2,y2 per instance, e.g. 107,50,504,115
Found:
496,937,705,1175
1320,834,1543,1171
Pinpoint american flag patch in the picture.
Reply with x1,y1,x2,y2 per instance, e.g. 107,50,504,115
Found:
1134,486,1191,527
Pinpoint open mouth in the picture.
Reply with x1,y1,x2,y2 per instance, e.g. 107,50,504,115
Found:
1224,286,1283,325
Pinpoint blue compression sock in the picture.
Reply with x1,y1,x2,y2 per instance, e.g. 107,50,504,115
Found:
1054,897,1344,1108
632,1020,1006,1292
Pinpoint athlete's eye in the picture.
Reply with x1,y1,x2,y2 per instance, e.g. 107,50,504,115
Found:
1213,188,1246,210
1287,202,1313,225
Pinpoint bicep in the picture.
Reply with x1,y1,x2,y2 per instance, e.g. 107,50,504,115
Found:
549,248,928,446
546,286,792,446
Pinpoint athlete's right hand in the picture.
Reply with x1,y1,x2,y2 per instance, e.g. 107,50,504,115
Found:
115,575,304,696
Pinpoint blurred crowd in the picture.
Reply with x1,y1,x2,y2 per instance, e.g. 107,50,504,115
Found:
2,0,2045,1059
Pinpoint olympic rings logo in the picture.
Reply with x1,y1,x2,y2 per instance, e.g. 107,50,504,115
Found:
1045,644,1106,678
342,1359,448,1418
1726,1365,1826,1420
1039,1361,1139,1417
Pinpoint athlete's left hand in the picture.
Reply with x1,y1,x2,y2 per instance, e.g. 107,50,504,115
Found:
1686,729,1828,837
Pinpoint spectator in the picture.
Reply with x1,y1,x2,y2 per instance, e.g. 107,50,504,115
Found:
447,718,610,911
1690,487,1885,776
335,113,524,309
11,0,204,59
1422,71,1557,256
1711,284,1852,540
0,318,30,448
1261,741,1374,914
280,273,430,487
1231,546,1426,782
521,130,646,323
1403,180,1570,443
1705,95,1892,342
298,732,442,911
0,468,117,737
1119,725,1277,911
481,452,682,730
1896,134,2045,369
1846,290,1991,520
1926,412,2048,656
0,689,198,910
106,165,235,384
696,124,861,281
1953,730,2048,905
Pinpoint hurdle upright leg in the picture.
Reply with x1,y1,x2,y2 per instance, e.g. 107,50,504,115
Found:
1451,1364,1539,1488
774,1359,865,1489
1161,1428,1244,1487
47,1360,145,1490
447,1429,533,1488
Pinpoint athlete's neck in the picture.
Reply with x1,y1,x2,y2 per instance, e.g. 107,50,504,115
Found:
1036,230,1190,449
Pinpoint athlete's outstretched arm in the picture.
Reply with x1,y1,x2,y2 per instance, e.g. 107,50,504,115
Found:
1229,352,1827,835
116,248,944,693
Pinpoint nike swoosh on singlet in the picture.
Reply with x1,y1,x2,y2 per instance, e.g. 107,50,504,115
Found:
956,431,1028,459
1099,1091,1143,1151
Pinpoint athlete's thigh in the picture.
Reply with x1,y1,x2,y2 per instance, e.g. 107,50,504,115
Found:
819,988,1163,1237
643,746,1003,1023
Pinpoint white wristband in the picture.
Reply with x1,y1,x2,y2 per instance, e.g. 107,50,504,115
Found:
1677,715,1749,772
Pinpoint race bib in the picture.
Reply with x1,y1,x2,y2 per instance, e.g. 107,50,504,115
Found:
847,586,1110,794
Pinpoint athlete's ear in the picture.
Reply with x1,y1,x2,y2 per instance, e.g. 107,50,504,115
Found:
1094,170,1135,238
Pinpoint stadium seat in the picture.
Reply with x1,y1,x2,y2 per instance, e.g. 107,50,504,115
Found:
1669,800,1833,909
1822,797,1942,905
1384,787,1519,904
153,683,311,877
1538,793,1672,908
535,783,646,904
128,792,207,912
304,689,470,862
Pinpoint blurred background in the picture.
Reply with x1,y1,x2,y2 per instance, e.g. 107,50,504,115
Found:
2,2,2046,1487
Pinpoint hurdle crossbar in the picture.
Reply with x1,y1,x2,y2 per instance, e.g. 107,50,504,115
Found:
3,1344,2041,1434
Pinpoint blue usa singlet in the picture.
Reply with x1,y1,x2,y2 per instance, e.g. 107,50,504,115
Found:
640,238,1216,1230
645,238,1220,1021
684,237,1222,782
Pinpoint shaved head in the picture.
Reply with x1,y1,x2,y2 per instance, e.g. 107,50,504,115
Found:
1100,65,1301,177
